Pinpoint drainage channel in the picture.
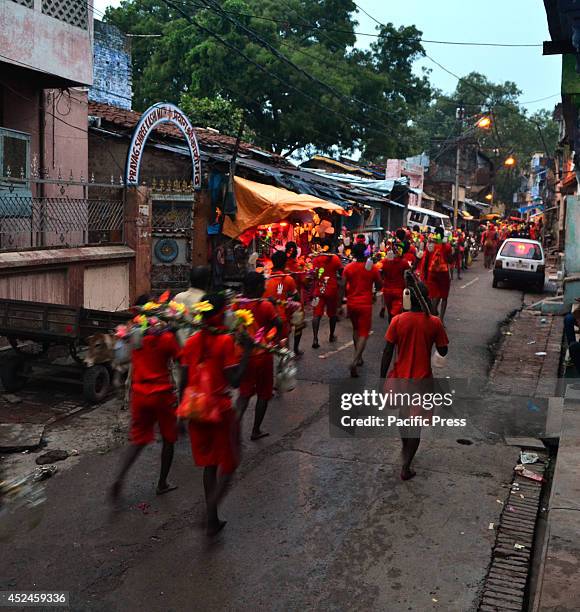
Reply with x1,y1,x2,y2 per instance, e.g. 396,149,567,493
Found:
477,447,550,612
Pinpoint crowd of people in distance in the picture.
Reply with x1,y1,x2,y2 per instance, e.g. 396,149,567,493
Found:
110,217,546,534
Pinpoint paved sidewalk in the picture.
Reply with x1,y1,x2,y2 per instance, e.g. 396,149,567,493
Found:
533,384,580,612
489,309,563,398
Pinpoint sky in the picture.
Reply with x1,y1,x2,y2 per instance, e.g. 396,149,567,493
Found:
92,0,561,113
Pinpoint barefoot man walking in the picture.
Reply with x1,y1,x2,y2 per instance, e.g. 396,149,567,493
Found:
380,272,449,480
343,243,382,378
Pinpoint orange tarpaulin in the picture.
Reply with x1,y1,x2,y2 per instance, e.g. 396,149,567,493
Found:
222,176,347,239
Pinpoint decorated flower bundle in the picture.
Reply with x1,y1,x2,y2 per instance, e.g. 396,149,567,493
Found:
114,291,290,357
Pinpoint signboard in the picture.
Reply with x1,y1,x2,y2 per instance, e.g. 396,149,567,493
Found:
125,102,201,190
518,203,544,214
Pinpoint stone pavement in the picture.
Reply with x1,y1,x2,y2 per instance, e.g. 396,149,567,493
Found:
532,384,580,612
489,310,564,398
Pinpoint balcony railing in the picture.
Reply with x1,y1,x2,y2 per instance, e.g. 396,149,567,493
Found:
0,196,124,251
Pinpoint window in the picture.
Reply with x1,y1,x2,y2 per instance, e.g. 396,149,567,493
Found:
500,241,542,260
41,0,88,30
0,128,30,193
9,0,34,7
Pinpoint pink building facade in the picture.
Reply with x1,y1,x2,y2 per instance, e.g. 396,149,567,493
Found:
0,1,133,309
385,158,425,208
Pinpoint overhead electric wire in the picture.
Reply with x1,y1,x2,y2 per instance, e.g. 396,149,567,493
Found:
149,2,542,47
157,0,405,144
194,0,412,127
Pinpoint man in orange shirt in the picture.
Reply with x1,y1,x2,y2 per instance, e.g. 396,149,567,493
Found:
264,250,300,342
284,241,306,356
343,243,382,377
419,229,453,322
380,238,412,321
311,240,343,349
110,317,181,502
234,272,282,440
380,273,449,480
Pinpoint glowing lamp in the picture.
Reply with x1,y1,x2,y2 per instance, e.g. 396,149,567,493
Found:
476,116,492,129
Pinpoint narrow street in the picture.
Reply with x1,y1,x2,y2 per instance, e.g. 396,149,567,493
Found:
2,260,532,611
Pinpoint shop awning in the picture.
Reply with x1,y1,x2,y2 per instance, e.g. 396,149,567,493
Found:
222,177,347,239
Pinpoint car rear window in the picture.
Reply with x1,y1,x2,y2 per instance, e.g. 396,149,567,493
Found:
500,241,542,260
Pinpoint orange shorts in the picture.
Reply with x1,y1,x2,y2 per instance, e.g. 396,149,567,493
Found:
130,390,177,445
239,352,274,400
348,304,373,338
188,409,240,474
382,290,403,317
313,291,339,318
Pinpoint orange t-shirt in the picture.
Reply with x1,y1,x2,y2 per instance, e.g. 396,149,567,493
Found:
385,311,449,379
181,331,238,396
312,254,342,295
131,331,180,395
343,261,381,307
264,273,297,322
381,257,411,292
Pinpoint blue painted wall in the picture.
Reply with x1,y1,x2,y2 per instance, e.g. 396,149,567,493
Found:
89,20,132,110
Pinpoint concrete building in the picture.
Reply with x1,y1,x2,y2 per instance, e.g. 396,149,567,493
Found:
0,1,133,309
90,20,132,110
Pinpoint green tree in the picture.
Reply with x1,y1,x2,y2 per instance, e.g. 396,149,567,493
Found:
179,94,248,137
105,0,432,157
415,72,559,207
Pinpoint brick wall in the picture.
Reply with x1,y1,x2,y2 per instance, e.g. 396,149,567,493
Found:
89,20,132,110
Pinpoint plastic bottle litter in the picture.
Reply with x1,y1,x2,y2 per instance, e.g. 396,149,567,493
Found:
520,451,539,464
514,465,543,482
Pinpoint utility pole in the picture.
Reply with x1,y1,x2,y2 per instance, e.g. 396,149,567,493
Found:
453,105,465,230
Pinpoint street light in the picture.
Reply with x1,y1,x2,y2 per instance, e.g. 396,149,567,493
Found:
453,112,494,229
485,193,493,201
504,155,516,167
475,115,492,130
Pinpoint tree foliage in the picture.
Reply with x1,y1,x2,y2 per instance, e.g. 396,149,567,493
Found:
179,94,246,136
105,2,558,207
415,72,559,206
105,0,431,157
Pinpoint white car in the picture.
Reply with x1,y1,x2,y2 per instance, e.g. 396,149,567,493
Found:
493,238,545,292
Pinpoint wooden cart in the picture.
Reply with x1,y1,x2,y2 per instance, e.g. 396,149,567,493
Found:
0,299,130,403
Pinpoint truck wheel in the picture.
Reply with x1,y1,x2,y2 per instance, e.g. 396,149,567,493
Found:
492,277,498,288
83,366,110,403
0,357,28,392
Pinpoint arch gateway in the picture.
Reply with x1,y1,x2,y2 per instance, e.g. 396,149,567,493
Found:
125,102,202,189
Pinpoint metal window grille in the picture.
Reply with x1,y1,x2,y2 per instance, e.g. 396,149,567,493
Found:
0,196,124,251
41,0,88,30
9,0,34,8
152,204,192,233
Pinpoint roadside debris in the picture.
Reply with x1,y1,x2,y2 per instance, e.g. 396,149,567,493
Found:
520,451,540,464
535,351,547,356
2,394,22,405
35,450,69,465
135,502,151,515
514,465,544,482
488,522,494,530
33,465,57,482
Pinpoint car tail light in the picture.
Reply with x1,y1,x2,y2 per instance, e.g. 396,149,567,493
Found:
495,260,502,269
